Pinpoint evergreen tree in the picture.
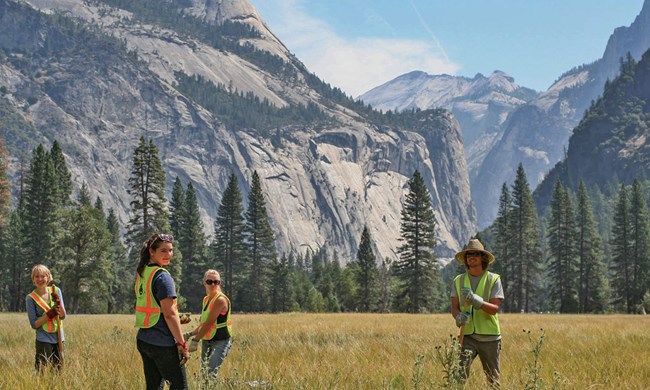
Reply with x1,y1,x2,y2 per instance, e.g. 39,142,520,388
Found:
510,164,543,312
169,176,185,240
270,253,292,312
575,181,609,313
179,182,207,310
378,257,392,313
22,144,60,270
353,226,379,311
394,170,442,313
105,208,130,313
242,171,277,312
49,140,72,206
629,180,650,310
126,136,169,247
610,184,633,312
213,173,246,305
547,180,578,312
5,211,27,311
125,137,180,287
54,200,112,313
0,135,10,227
491,183,514,311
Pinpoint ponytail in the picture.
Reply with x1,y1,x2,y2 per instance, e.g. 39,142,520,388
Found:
136,233,174,276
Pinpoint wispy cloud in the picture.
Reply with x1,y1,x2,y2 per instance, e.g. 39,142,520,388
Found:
258,0,459,97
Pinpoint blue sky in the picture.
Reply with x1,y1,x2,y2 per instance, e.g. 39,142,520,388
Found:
249,0,645,97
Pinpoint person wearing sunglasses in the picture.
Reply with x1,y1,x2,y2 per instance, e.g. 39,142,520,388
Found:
134,233,189,390
451,238,504,389
183,269,232,380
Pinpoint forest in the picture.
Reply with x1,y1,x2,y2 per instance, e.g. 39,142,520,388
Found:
0,132,647,316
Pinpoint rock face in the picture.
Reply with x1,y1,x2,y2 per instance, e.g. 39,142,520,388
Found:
0,0,476,261
360,0,650,228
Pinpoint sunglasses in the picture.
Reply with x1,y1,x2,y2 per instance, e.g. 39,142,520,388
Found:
149,234,173,247
205,279,221,286
466,252,481,257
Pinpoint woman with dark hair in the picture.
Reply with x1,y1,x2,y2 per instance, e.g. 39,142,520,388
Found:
135,233,189,390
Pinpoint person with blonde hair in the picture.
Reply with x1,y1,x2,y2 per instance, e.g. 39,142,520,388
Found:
26,264,66,372
184,269,232,378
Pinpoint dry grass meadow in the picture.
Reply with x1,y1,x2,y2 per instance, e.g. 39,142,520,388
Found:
1,312,648,389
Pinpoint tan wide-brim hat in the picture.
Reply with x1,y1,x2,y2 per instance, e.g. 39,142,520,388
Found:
455,238,495,265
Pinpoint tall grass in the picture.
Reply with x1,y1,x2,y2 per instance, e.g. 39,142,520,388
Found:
1,313,648,389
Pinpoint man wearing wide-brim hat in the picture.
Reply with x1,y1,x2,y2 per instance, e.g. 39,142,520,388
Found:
451,238,504,388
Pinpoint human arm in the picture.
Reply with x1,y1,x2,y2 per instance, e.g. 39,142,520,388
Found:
160,297,189,364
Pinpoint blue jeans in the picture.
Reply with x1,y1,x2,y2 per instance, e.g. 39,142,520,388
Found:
137,338,188,390
201,337,232,376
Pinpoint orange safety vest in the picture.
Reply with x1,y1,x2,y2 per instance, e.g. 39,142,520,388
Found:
134,266,177,328
27,290,59,333
200,293,232,340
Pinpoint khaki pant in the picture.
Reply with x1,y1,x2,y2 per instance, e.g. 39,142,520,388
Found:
460,337,501,388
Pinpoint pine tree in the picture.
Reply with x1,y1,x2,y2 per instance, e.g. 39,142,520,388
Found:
22,144,60,269
49,140,72,206
547,180,578,312
169,176,185,240
5,211,27,311
629,180,650,310
0,135,10,228
270,253,291,312
105,208,130,313
213,173,246,305
575,181,609,313
510,164,543,312
491,183,513,311
55,199,112,313
242,171,276,312
353,225,379,311
125,137,180,287
179,182,207,310
126,136,169,247
610,184,633,312
394,170,441,313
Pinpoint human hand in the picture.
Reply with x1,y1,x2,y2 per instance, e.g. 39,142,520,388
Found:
188,339,199,353
461,287,484,309
176,341,189,366
183,332,193,341
46,307,58,319
455,312,470,327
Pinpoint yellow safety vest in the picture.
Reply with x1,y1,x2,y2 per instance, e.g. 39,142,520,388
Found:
455,271,501,336
27,290,60,333
134,266,177,328
200,293,232,340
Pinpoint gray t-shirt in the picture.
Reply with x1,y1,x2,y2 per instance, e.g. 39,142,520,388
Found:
451,271,504,341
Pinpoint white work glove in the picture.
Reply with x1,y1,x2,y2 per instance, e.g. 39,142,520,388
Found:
461,287,484,309
455,312,470,327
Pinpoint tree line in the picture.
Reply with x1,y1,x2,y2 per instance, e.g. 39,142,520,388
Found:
0,136,446,314
0,136,647,315
489,164,650,314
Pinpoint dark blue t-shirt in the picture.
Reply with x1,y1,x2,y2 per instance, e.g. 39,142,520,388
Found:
136,268,178,347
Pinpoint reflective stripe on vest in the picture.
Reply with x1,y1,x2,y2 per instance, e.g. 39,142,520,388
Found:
28,291,57,333
134,266,169,328
455,271,501,336
200,293,232,340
